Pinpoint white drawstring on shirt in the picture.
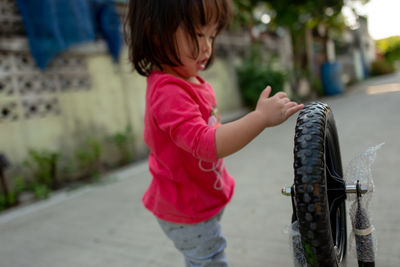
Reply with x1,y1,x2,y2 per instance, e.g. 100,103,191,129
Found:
198,159,224,190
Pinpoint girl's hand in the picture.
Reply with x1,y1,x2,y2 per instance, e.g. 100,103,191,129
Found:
215,85,303,158
255,86,304,127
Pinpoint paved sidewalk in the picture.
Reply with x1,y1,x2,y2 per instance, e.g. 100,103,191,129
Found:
1,73,400,267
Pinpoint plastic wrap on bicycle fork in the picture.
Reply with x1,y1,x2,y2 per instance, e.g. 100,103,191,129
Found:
289,221,307,267
344,143,383,265
287,143,383,266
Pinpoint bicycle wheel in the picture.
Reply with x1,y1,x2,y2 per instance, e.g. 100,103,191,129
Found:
293,102,347,267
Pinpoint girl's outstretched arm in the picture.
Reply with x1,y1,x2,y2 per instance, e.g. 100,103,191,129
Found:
215,86,303,158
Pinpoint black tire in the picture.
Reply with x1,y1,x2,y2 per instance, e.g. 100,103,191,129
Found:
293,102,347,267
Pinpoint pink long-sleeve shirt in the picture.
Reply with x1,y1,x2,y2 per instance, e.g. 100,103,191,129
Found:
142,71,235,224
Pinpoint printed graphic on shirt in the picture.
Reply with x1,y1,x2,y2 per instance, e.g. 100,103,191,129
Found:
208,106,221,128
200,105,224,190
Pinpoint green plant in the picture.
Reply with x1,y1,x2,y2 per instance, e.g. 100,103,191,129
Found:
24,149,59,189
0,192,18,210
237,45,286,108
12,176,26,195
370,59,395,76
9,176,27,203
108,126,135,165
0,194,7,211
0,176,29,211
75,138,103,181
309,73,324,96
376,36,400,64
32,183,51,199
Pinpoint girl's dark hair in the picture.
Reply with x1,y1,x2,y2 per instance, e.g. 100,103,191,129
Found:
124,0,233,76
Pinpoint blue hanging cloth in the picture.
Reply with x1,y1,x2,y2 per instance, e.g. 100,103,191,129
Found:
90,0,123,64
15,0,122,69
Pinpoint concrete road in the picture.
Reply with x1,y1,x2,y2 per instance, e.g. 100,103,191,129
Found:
1,73,399,267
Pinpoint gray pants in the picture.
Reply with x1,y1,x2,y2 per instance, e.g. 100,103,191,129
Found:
157,211,228,267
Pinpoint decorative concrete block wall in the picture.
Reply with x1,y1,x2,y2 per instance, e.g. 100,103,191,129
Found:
0,0,243,178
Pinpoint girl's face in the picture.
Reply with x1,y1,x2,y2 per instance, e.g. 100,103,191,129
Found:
162,24,218,83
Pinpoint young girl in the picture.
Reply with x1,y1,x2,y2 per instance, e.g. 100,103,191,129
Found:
125,0,303,266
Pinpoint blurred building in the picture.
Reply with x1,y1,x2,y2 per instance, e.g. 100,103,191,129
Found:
336,16,376,83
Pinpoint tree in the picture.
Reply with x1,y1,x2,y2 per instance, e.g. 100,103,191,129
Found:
232,0,370,95
377,36,400,64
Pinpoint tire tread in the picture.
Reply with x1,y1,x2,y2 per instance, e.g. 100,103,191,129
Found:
293,102,338,267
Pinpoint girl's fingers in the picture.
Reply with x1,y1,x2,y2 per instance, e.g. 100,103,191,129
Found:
289,104,304,116
285,101,298,108
261,86,272,99
275,91,288,98
286,103,304,117
282,101,297,113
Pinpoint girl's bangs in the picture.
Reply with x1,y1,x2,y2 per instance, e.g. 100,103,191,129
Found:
191,0,232,31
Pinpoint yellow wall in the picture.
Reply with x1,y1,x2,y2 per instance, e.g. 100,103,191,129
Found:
203,57,242,112
0,49,242,176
